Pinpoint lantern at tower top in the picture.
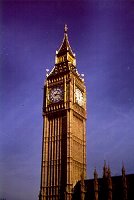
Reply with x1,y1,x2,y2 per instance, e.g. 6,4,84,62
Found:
55,24,76,66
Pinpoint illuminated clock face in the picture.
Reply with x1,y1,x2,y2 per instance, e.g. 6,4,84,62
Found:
49,87,63,103
75,88,83,106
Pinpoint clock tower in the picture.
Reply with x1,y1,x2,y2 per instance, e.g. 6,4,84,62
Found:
39,25,87,200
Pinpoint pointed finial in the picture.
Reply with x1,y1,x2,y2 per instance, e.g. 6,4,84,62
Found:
94,167,99,200
108,165,111,177
122,162,127,199
46,68,49,77
94,167,98,179
104,160,106,166
64,24,68,33
103,160,108,178
103,160,107,170
122,162,126,176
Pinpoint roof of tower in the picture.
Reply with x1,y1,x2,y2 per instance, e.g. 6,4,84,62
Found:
57,24,75,58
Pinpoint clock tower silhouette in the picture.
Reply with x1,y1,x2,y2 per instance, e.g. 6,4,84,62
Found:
39,25,87,200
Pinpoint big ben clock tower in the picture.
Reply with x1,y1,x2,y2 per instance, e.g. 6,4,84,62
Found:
39,25,87,200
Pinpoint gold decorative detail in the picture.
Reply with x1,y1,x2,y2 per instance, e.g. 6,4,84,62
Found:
64,24,68,33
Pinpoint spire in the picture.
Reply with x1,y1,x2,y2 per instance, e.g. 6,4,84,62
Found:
94,168,98,180
64,24,68,33
56,24,75,58
94,168,99,200
103,160,108,178
107,165,112,200
122,164,127,200
122,162,126,177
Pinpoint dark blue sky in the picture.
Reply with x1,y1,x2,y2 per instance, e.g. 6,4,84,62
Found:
0,1,134,200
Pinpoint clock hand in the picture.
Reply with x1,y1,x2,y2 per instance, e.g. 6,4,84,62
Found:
55,92,60,96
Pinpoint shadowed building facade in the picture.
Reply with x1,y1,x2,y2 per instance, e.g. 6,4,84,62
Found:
72,164,134,200
39,25,86,200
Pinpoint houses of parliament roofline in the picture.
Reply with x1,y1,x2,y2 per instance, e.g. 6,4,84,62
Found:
72,162,134,200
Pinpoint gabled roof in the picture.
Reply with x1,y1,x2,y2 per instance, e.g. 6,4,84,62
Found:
57,24,75,58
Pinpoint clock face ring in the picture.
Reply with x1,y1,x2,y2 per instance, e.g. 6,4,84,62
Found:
49,87,63,103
